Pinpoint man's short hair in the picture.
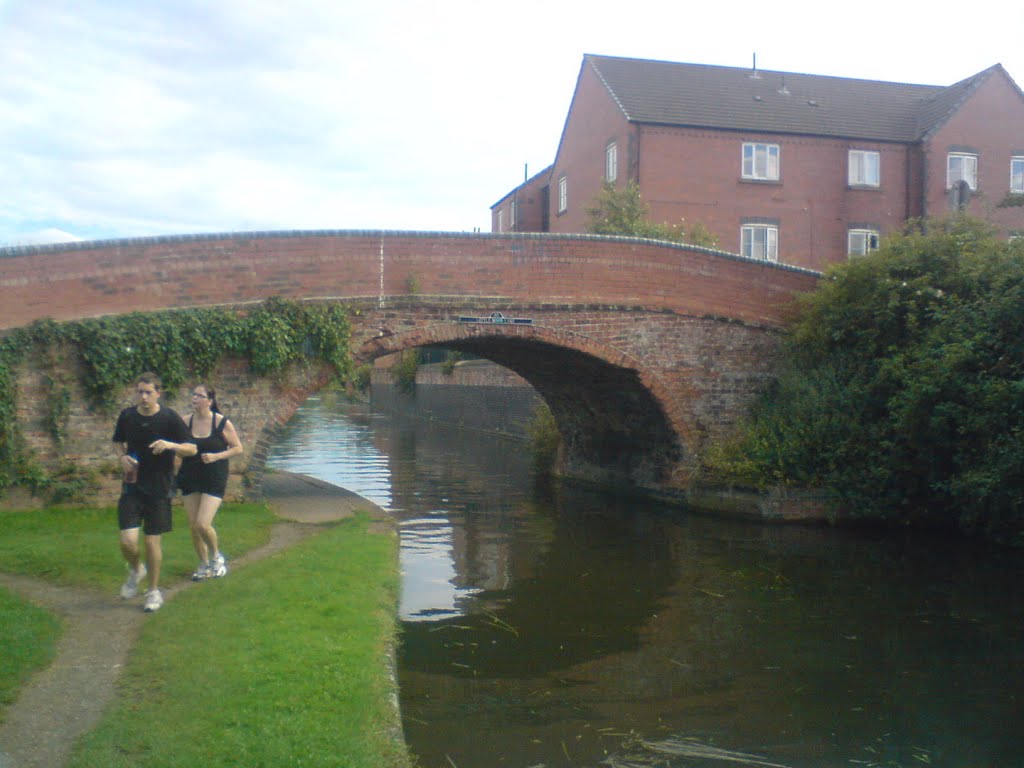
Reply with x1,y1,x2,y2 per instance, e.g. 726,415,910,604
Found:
136,372,163,391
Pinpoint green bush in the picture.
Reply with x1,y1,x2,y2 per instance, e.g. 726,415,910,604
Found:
586,181,719,247
441,350,464,376
351,363,373,393
391,350,419,394
706,216,1024,542
526,402,561,472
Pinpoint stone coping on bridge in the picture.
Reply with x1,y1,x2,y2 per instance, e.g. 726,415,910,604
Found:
0,228,822,277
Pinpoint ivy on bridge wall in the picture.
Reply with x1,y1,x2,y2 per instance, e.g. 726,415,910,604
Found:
0,298,353,503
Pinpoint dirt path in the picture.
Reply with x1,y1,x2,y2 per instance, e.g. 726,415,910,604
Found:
0,472,372,768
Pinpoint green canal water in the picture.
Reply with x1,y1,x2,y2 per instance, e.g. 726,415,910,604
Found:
268,394,1024,768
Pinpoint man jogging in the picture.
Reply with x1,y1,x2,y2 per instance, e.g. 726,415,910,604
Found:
112,372,196,612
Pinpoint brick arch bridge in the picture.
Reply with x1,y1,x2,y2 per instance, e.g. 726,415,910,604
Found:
0,231,819,497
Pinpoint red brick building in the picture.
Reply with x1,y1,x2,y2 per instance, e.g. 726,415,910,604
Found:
492,55,1024,271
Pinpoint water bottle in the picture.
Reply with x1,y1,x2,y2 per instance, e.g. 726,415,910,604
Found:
124,453,139,484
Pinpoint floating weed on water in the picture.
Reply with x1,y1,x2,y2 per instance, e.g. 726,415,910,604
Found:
598,736,795,768
483,609,520,636
911,746,933,764
697,588,726,598
428,624,476,632
597,727,632,738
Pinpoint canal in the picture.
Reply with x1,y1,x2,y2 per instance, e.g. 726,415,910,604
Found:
267,392,1024,768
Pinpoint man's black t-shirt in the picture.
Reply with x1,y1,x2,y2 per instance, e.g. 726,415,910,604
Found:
112,405,188,498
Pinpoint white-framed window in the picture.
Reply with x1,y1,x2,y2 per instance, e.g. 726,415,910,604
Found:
510,200,518,231
496,209,504,232
741,224,778,261
1011,156,1024,194
947,152,978,190
848,150,880,187
848,228,880,256
742,142,780,180
605,142,618,182
557,175,568,214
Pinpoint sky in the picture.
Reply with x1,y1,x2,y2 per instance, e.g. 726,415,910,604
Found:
2,0,1022,247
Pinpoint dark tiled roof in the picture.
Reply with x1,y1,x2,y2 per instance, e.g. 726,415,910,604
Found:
586,54,1002,143
491,164,553,207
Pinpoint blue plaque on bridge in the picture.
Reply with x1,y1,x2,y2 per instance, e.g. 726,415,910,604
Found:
457,311,533,325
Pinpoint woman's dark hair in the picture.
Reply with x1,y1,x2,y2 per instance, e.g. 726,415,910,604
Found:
196,384,220,414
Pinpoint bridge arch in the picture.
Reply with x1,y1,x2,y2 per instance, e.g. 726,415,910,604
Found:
0,231,820,501
359,320,691,488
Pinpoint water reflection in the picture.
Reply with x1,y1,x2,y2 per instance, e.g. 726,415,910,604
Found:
267,394,1024,768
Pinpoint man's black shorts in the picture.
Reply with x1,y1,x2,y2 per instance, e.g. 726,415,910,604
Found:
118,487,172,536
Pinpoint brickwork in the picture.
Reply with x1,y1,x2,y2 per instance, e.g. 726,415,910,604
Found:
923,73,1024,230
371,361,543,439
0,232,817,331
523,60,1024,267
1,232,819,504
354,300,783,488
11,354,333,506
635,127,913,272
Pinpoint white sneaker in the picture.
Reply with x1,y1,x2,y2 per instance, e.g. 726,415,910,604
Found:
191,562,211,581
210,552,228,578
120,563,147,599
143,589,164,612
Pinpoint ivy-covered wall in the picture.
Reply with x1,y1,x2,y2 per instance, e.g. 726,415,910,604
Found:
0,298,351,507
11,354,333,506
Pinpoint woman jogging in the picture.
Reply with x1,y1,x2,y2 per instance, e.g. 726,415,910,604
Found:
176,384,243,581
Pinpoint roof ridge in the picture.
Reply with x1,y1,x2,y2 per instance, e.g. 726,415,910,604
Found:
584,52,947,89
588,56,631,120
583,53,998,143
915,65,998,140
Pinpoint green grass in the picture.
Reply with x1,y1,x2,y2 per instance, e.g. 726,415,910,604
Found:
0,586,62,718
0,502,277,591
0,504,410,767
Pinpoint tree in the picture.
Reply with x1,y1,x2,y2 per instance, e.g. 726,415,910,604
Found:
705,216,1024,543
585,182,718,247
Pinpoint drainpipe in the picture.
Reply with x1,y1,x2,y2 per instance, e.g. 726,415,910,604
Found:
912,142,925,222
379,237,385,309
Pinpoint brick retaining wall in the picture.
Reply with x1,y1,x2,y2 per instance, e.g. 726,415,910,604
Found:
371,360,543,439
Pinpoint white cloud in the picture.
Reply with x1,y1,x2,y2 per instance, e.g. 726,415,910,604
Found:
1,0,1021,246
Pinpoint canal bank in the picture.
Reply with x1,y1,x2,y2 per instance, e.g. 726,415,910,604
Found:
0,470,412,768
257,471,412,767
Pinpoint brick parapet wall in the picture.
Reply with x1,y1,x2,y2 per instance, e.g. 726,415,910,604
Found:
0,231,818,331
